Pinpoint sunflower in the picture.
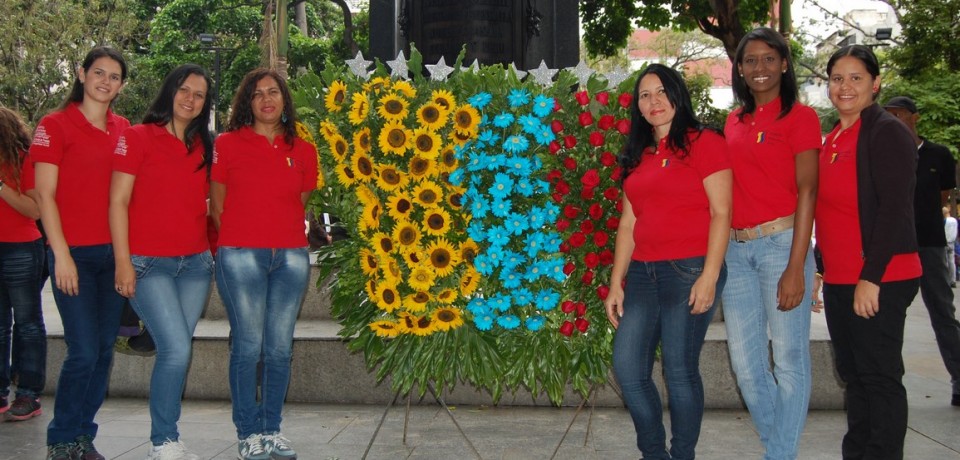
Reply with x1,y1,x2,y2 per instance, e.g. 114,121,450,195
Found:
391,80,417,99
408,155,438,181
386,193,415,221
323,80,348,113
334,164,357,186
435,288,458,305
353,127,372,155
374,283,401,312
364,278,378,300
396,312,416,334
416,102,448,131
327,134,349,162
375,165,406,192
351,151,375,182
446,190,463,210
392,220,422,252
348,92,370,125
295,121,315,146
378,120,412,156
438,146,458,173
368,320,401,338
410,128,442,159
371,232,396,256
360,201,381,231
359,248,379,276
381,257,402,284
403,291,431,313
448,128,474,147
408,266,436,291
318,120,339,143
431,307,464,332
431,89,457,112
377,94,409,121
426,238,460,277
363,76,391,94
459,266,480,297
452,105,481,135
459,239,479,264
403,248,426,267
412,181,443,208
356,184,379,207
422,208,452,236
409,314,437,337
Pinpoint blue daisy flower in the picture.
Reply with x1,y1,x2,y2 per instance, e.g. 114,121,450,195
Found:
474,313,495,331
497,314,521,330
500,269,522,289
515,178,535,197
491,197,512,218
506,213,530,235
467,92,493,110
493,113,515,128
470,196,490,218
507,156,532,176
487,154,507,171
466,153,487,172
486,245,504,266
448,168,465,185
489,173,515,199
503,134,530,154
477,129,498,145
542,232,562,252
528,206,547,228
524,232,544,257
534,126,556,145
487,225,511,247
513,288,534,306
489,293,512,313
466,220,486,242
532,95,553,117
525,315,546,331
507,89,531,107
536,179,551,193
501,250,525,270
466,297,487,315
474,254,495,276
536,289,561,311
524,263,543,282
518,114,541,135
543,202,560,219
479,114,490,127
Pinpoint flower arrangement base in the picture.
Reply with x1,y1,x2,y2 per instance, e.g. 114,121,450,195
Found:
362,382,481,460
550,384,600,458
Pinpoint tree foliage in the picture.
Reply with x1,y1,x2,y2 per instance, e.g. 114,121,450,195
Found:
886,0,959,76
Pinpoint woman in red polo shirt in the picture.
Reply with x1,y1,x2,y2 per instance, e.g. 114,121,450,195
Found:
31,46,129,460
211,68,318,460
109,64,214,460
817,45,921,460
721,27,822,459
0,107,45,422
604,63,732,460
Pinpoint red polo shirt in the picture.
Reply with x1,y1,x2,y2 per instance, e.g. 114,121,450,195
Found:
212,126,318,248
815,120,921,284
625,129,730,262
30,103,130,246
113,124,210,256
0,152,41,242
725,98,822,228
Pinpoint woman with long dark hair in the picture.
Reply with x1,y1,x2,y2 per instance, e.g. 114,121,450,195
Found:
109,63,214,460
604,63,732,460
31,46,130,460
0,107,45,422
722,27,821,459
211,68,318,460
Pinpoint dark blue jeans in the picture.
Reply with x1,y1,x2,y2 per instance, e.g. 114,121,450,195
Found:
612,257,726,460
0,238,46,399
46,244,125,445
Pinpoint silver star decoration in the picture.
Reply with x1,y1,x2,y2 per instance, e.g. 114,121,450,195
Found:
604,66,630,90
528,60,558,87
569,60,595,87
460,59,481,73
508,63,527,80
426,56,455,81
345,51,373,81
386,51,409,80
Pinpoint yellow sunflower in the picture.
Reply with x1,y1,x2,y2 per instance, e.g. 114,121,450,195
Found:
408,155,438,181
324,80,348,113
353,127,372,155
409,314,437,337
422,208,452,236
408,266,436,291
459,239,479,264
426,238,460,277
348,92,370,125
360,201,381,231
377,93,409,122
403,291,431,313
438,146,458,172
386,193,415,221
392,220,422,252
416,102,448,131
378,120,412,156
412,181,443,208
327,134,349,162
452,105,481,135
318,120,339,143
431,307,464,332
371,232,396,256
335,164,357,187
356,184,379,207
351,151,375,183
459,266,480,297
359,248,379,276
381,257,402,284
396,312,416,334
363,76,391,94
375,164,407,192
391,80,417,99
435,288,458,305
446,190,463,210
295,121,315,146
364,278,378,300
411,128,442,159
448,128,475,147
368,320,401,338
403,248,426,267
374,283,401,312
431,89,457,112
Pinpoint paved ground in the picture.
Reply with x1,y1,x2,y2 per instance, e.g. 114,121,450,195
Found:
2,291,959,459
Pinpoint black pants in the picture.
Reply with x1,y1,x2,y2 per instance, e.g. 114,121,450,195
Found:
823,278,920,460
917,246,960,390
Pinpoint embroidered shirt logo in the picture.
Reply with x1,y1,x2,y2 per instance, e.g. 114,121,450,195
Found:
114,136,128,156
830,152,839,164
33,125,51,147
661,158,670,168
756,132,765,144
212,149,219,164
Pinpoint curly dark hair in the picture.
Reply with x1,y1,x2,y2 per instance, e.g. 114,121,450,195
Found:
226,68,296,146
0,107,33,187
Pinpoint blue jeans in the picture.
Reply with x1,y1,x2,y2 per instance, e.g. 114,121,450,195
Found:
721,229,814,460
0,238,46,399
612,257,726,460
46,244,125,444
215,247,309,439
128,251,213,445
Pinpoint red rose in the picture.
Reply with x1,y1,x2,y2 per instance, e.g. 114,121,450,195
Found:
596,91,610,105
580,219,595,234
581,270,594,284
584,252,600,268
616,118,631,135
580,187,595,200
575,91,590,106
556,218,570,231
546,169,562,182
603,186,619,200
563,158,577,171
551,120,564,134
561,300,575,313
575,302,587,317
611,166,623,181
578,112,594,127
549,141,561,155
605,216,620,230
553,98,562,112
589,131,605,147
616,200,623,213
575,317,590,333
552,192,564,202
563,135,577,149
559,320,575,336
560,242,571,253
563,204,580,218
569,232,587,248
556,179,570,195
581,169,600,188
589,203,604,220
600,151,617,167
598,114,615,131
618,92,633,108
599,249,614,265
562,263,575,276
593,231,609,247
597,285,610,300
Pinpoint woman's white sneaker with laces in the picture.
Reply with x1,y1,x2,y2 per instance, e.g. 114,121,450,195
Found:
238,433,271,460
262,432,297,460
145,440,200,460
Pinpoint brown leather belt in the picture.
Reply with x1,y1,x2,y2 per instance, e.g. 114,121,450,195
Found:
731,214,795,243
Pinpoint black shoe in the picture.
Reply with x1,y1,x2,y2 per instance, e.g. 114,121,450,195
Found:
952,393,960,407
128,330,156,354
6,395,42,421
0,395,7,414
46,443,76,460
74,435,105,460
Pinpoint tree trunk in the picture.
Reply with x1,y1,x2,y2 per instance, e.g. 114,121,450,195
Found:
294,0,308,35
330,0,357,55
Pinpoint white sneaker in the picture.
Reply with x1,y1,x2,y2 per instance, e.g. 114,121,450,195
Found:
262,432,297,459
238,434,270,460
146,440,201,460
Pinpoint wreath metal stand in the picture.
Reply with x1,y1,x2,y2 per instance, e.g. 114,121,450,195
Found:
362,383,482,460
549,385,596,459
